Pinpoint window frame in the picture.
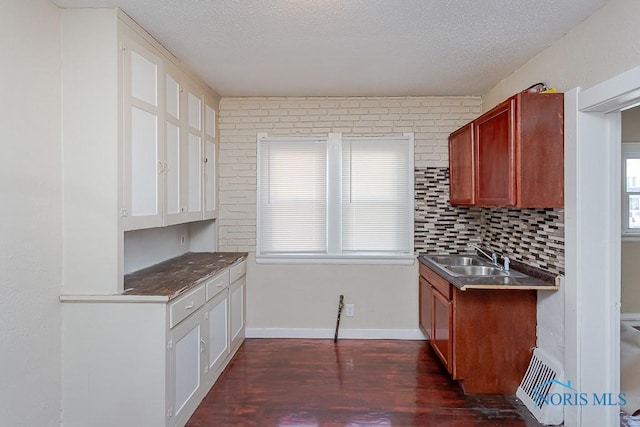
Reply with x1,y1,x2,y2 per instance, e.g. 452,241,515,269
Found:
622,142,640,240
256,132,415,265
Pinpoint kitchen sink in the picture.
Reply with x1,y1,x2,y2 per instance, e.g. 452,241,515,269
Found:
443,265,507,276
427,255,485,266
443,264,528,278
423,254,528,278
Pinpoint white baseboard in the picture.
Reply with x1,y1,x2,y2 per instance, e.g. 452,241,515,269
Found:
621,313,640,326
245,327,427,340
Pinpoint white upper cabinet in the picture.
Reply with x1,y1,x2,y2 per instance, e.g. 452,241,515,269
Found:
122,37,164,230
62,9,220,294
203,100,218,219
119,21,219,232
163,69,184,226
183,84,204,222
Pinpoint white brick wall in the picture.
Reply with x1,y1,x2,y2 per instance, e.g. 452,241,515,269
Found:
218,96,481,251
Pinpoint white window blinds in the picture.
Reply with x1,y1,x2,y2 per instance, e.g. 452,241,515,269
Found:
342,137,413,254
257,132,414,262
258,136,327,254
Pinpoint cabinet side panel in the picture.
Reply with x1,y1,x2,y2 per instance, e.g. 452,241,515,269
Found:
61,302,167,427
62,9,121,294
517,93,565,207
449,124,475,205
453,289,537,394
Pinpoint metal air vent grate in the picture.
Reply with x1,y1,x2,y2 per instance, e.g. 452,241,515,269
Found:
516,348,564,425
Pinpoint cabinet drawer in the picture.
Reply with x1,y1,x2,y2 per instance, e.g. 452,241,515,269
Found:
419,263,451,299
205,270,230,301
229,259,246,283
169,286,205,328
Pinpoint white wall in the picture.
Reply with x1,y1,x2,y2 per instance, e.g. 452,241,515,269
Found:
124,224,191,274
61,8,121,295
218,96,481,335
483,0,640,110
0,1,62,425
482,0,640,372
621,243,640,313
622,107,640,314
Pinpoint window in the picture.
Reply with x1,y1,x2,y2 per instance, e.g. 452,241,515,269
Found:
257,132,414,263
623,143,640,238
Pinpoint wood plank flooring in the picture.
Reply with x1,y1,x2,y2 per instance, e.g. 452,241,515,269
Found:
187,339,541,426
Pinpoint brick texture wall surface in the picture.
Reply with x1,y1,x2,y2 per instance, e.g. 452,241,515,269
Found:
218,96,565,276
218,96,482,251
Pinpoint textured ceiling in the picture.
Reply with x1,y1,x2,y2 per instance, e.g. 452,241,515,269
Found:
52,0,608,97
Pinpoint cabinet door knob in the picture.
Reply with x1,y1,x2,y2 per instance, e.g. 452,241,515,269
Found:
184,302,194,310
200,338,205,352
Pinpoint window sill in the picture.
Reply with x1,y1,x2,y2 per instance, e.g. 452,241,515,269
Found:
255,254,416,265
622,234,640,243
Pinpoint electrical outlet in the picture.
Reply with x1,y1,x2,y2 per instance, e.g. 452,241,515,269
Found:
180,235,186,246
345,304,355,317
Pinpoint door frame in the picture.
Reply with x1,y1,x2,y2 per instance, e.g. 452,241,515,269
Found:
565,65,640,426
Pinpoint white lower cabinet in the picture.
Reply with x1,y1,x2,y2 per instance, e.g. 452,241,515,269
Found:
205,288,229,383
230,276,245,352
60,259,246,427
168,260,245,426
170,310,204,426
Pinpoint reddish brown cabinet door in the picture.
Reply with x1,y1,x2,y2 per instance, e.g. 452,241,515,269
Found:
448,123,475,205
516,92,564,207
474,98,516,206
418,277,432,339
431,288,452,373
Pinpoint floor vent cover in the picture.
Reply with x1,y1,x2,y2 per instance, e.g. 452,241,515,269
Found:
516,348,564,425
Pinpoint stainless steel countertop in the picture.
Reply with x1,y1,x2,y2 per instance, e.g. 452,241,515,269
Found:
419,255,559,291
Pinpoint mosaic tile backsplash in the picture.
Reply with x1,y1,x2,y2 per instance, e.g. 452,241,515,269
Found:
480,208,564,276
415,167,565,276
415,168,481,254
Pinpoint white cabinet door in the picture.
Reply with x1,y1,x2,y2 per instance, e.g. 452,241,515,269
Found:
163,71,183,226
122,36,164,231
203,101,217,220
229,277,245,351
205,289,229,384
170,310,204,426
181,84,203,222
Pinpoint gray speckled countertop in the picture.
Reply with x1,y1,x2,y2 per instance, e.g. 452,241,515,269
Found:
124,252,247,300
419,255,558,291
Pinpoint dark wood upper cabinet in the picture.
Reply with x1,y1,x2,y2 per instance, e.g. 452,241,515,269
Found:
449,92,564,208
475,98,516,206
448,123,475,205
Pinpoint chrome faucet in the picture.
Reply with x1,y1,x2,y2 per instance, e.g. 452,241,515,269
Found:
470,244,511,273
470,244,497,265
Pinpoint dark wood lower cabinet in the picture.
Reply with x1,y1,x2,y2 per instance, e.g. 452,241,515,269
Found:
418,276,432,339
432,289,452,373
419,262,536,394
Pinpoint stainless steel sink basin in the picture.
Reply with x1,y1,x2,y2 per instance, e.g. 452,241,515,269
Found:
428,255,485,266
424,254,528,278
444,265,508,276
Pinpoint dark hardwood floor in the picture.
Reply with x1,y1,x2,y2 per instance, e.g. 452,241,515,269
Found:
187,339,541,426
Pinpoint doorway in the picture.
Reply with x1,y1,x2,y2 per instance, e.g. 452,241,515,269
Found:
621,106,640,322
564,66,640,427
